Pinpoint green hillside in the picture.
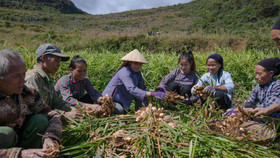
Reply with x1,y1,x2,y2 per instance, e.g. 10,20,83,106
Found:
0,0,279,52
0,0,85,14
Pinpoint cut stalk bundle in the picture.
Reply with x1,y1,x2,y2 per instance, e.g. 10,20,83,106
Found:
45,140,63,158
164,91,185,104
209,107,253,139
136,104,177,128
99,95,116,117
62,104,280,157
76,95,115,117
193,85,210,100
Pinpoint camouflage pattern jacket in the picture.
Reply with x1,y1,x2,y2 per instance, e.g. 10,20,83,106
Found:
0,84,62,158
25,65,73,112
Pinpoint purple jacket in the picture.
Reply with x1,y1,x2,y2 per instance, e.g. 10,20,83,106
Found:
102,66,147,110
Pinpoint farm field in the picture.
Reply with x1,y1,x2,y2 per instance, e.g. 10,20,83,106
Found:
10,45,280,157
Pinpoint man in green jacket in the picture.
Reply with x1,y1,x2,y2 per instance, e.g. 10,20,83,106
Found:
25,44,77,119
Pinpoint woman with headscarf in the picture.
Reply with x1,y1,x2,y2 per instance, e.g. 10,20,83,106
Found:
191,53,234,110
224,57,280,144
102,49,166,114
241,57,280,117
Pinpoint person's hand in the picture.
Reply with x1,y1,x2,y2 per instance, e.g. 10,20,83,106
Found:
182,98,192,105
156,87,167,93
151,92,166,100
203,86,216,94
143,97,149,106
97,96,105,105
252,107,271,117
43,138,56,150
84,103,103,115
21,149,51,158
224,107,237,117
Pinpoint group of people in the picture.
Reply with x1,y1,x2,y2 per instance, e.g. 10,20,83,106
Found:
0,18,280,157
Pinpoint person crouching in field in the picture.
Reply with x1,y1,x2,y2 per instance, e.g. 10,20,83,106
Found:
271,17,280,49
157,51,199,105
225,57,280,143
25,44,77,119
191,53,234,110
0,49,62,158
102,49,166,114
55,55,104,114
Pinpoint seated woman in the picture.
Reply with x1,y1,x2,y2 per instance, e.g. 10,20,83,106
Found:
102,49,166,114
157,51,199,104
191,53,234,110
55,55,102,113
241,57,280,116
225,57,280,143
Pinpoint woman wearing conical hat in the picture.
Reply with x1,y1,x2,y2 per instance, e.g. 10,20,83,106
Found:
102,49,166,114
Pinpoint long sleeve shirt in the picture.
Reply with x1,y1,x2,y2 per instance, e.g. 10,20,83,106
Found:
191,71,235,103
0,84,62,157
55,73,102,106
158,68,198,88
25,65,73,112
102,66,147,110
243,79,280,117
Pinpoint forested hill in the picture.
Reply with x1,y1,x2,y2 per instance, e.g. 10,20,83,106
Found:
0,0,85,14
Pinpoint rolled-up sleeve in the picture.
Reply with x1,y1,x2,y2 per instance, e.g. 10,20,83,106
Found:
85,78,102,103
224,72,235,94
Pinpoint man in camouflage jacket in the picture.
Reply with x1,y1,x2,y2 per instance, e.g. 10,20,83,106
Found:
25,44,77,119
0,49,62,157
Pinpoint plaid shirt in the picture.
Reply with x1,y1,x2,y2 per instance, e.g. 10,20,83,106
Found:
244,79,280,117
55,73,102,106
159,68,198,88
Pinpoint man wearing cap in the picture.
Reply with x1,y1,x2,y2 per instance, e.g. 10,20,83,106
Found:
271,18,280,49
25,44,77,119
102,49,166,114
0,49,62,157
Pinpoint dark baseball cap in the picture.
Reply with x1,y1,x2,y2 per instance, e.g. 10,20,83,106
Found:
36,44,70,61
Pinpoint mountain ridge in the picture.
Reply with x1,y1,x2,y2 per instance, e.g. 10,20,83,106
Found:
0,0,279,52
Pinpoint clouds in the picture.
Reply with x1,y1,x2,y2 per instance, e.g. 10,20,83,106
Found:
71,0,192,15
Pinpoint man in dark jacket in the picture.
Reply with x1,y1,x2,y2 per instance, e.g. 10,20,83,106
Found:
0,49,62,158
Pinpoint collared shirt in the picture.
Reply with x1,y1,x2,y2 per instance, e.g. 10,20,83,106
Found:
158,68,198,88
102,66,147,110
25,65,72,112
55,73,102,106
0,84,62,157
191,71,235,103
243,79,280,117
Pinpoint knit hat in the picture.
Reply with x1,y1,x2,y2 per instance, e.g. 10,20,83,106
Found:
272,18,280,30
120,49,148,64
36,44,70,61
257,57,280,76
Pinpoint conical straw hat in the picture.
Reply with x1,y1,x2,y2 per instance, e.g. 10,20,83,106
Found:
120,49,148,64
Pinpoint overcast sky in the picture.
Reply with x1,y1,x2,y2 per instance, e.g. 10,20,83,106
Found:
71,0,192,15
